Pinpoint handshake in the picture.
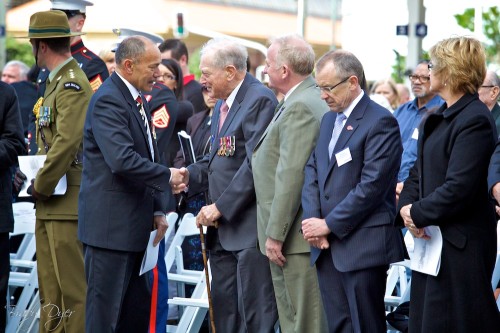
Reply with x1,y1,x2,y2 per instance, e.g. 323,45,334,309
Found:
168,167,189,194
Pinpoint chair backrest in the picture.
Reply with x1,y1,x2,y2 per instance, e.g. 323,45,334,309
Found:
165,213,205,271
10,202,36,262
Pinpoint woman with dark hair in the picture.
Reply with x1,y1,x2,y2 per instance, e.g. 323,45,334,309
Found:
157,58,194,165
159,59,184,100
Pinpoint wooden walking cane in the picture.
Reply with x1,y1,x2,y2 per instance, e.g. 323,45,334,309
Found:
199,224,216,333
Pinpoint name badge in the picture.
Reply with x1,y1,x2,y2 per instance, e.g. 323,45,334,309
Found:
411,128,419,140
335,147,352,167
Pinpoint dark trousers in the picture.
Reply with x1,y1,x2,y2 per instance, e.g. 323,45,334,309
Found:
316,250,388,333
209,238,278,333
0,233,9,333
84,245,151,333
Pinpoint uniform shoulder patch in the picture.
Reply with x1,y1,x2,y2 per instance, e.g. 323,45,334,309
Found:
152,105,170,128
64,82,81,91
89,75,103,92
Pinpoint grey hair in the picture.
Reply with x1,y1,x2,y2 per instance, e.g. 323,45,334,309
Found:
115,36,146,65
486,70,500,87
270,34,315,76
4,60,30,80
200,38,248,71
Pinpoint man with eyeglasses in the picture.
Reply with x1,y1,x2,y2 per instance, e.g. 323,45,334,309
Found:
301,49,404,333
479,70,500,134
394,60,444,201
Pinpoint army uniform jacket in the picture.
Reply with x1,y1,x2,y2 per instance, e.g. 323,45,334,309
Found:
34,59,92,220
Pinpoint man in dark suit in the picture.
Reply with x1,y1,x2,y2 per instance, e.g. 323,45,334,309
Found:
179,38,278,333
78,36,186,333
0,82,25,333
301,50,404,333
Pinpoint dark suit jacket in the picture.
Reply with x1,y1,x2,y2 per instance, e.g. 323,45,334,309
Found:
11,81,37,137
302,93,404,271
397,93,499,332
490,102,500,136
78,73,171,252
0,82,25,233
488,138,500,192
187,73,277,251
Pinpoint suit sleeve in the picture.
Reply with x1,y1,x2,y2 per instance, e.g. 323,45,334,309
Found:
395,162,420,226
0,85,25,169
325,114,402,239
35,83,89,196
266,103,320,241
487,139,500,194
302,147,322,220
216,94,276,222
186,152,210,195
90,94,171,192
409,113,495,228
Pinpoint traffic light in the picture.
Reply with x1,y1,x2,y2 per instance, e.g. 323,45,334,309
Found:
173,12,188,39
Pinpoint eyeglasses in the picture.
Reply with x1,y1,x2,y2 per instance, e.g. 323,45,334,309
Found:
160,73,175,81
427,62,434,70
480,85,496,88
316,76,350,94
408,75,430,83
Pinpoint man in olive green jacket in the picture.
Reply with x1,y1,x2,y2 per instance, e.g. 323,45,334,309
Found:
21,10,92,333
252,35,328,333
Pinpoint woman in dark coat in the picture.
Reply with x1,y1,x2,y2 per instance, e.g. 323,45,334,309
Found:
396,36,500,332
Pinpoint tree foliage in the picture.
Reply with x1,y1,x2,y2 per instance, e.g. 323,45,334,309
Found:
454,7,500,64
6,37,35,67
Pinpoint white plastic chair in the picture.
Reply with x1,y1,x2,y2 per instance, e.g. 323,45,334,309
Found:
165,213,208,333
6,202,39,333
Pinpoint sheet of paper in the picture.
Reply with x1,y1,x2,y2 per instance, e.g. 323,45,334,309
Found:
410,225,443,276
11,202,36,236
17,155,67,197
140,230,160,276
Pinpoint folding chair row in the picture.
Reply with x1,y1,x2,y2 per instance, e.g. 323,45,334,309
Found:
165,213,208,333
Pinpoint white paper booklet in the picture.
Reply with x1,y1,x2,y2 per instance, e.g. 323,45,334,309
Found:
140,230,160,275
17,155,67,197
410,225,443,276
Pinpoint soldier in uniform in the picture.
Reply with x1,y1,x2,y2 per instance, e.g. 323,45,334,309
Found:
30,0,109,156
37,0,109,95
20,10,93,332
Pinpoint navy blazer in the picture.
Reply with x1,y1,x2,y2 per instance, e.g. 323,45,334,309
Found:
78,73,171,252
302,93,404,271
187,73,277,251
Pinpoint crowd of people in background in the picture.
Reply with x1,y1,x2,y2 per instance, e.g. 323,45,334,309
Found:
1,0,500,333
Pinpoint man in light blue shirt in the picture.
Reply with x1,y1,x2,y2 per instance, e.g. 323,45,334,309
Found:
394,60,444,200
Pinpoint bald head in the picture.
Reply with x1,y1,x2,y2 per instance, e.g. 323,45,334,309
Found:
115,36,161,92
